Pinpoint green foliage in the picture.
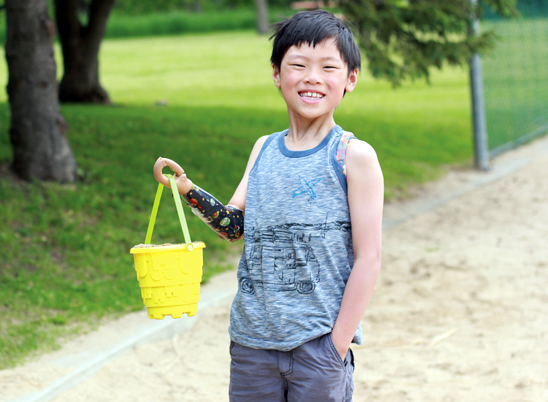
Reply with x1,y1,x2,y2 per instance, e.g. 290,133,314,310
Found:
110,0,293,15
112,0,249,14
338,0,519,87
105,9,258,38
0,31,472,368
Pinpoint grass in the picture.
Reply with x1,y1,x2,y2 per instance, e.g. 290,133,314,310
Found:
91,32,472,196
0,30,472,369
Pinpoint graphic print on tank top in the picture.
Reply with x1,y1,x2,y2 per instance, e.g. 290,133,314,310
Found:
293,175,321,199
238,213,351,296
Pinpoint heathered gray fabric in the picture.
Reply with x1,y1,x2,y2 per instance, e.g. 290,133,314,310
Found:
229,125,362,351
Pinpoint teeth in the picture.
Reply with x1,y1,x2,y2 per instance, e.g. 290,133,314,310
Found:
301,92,323,99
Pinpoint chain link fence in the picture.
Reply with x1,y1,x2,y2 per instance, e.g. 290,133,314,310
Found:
481,0,548,157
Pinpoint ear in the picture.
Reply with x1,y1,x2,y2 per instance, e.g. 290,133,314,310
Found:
345,69,358,93
272,64,281,89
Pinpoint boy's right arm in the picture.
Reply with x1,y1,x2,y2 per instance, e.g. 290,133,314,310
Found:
226,135,269,211
152,135,268,241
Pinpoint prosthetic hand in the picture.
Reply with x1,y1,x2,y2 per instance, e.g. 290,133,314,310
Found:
153,157,244,242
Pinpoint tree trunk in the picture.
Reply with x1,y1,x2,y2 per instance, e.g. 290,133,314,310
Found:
5,0,77,182
255,0,269,35
54,0,114,103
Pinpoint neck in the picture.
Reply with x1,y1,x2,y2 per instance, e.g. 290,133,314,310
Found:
285,112,336,150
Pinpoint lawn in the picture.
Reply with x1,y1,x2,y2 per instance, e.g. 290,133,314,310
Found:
0,30,472,369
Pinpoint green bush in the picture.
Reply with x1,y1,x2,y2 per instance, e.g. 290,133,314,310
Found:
105,9,257,38
111,0,294,15
112,0,249,14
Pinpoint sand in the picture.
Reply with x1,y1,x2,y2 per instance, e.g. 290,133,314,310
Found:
1,136,547,402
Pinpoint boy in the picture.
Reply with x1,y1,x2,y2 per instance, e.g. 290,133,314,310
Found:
153,9,383,402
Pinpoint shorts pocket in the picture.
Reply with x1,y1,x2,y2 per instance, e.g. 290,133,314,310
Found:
325,333,346,369
344,348,355,401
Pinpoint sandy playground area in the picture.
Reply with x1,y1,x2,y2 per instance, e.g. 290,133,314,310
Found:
1,136,548,402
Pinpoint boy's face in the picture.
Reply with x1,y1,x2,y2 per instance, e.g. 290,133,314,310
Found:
272,39,358,123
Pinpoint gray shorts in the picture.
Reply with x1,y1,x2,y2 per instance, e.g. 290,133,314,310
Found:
229,333,355,402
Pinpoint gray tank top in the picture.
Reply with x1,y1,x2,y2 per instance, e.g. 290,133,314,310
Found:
229,125,362,351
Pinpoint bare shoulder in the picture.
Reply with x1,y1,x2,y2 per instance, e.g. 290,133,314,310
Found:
345,138,384,234
248,135,270,165
253,135,269,150
346,138,382,173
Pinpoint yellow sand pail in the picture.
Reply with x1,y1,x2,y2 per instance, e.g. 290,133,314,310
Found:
130,174,205,320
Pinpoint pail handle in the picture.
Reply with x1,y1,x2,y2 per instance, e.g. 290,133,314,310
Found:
144,174,194,251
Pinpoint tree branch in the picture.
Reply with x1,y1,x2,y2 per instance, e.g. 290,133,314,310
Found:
339,0,518,86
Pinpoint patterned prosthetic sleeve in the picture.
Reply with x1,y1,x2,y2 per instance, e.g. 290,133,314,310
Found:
181,184,244,242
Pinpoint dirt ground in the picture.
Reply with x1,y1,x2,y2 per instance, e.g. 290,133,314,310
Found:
2,137,548,402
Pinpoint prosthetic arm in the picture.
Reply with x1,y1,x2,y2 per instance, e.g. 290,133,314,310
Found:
182,184,244,242
153,157,244,242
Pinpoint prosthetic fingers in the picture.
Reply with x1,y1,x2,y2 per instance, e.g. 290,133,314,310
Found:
182,184,244,242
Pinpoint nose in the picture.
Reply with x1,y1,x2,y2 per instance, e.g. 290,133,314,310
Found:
304,67,322,84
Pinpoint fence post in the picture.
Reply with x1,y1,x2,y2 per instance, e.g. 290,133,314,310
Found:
469,0,490,170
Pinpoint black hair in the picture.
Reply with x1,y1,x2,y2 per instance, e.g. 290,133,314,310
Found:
270,10,361,76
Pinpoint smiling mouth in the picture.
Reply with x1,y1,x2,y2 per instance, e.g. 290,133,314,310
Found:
299,91,325,100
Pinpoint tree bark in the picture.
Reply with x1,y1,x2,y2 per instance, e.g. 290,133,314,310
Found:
255,0,269,35
5,0,77,182
54,0,115,103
